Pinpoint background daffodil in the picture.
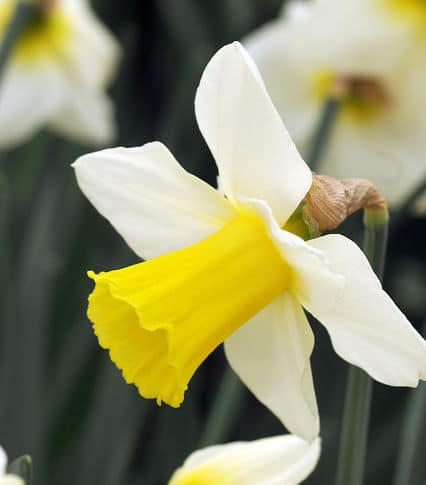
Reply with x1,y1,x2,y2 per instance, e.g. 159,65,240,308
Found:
0,0,121,147
168,435,321,485
73,42,426,443
316,0,426,52
244,0,426,209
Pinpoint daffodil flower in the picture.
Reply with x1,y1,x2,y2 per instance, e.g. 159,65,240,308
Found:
73,42,426,442
244,1,426,208
316,0,426,52
0,447,24,485
168,435,320,485
0,0,121,148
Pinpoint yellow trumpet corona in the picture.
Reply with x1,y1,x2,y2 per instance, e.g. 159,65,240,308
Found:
89,211,290,407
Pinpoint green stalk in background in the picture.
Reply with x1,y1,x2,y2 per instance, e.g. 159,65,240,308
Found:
335,208,389,485
306,96,341,172
362,209,389,280
0,1,36,81
397,177,426,217
393,349,426,485
391,176,426,485
383,178,426,485
198,367,246,448
391,177,426,234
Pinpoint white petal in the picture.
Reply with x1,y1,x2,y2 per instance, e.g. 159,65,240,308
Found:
320,120,426,208
169,435,321,485
0,476,24,485
0,446,6,475
284,0,316,21
195,41,312,226
307,234,426,387
60,0,121,89
237,195,344,316
244,18,319,143
225,292,319,442
0,62,67,148
73,143,235,260
49,87,116,146
301,0,410,75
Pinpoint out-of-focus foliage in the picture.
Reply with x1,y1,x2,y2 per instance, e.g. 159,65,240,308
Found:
0,1,424,484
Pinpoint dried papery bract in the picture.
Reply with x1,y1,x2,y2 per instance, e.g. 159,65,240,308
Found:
304,174,388,233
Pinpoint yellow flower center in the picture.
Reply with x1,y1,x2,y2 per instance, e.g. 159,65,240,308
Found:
87,211,290,407
311,71,391,123
0,1,70,64
382,0,426,33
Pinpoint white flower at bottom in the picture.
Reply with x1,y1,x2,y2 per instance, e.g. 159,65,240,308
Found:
0,0,121,147
0,447,24,485
169,435,320,485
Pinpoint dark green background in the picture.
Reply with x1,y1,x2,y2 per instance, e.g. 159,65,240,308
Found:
0,1,425,484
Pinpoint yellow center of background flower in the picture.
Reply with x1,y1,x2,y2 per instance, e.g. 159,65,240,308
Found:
87,211,291,408
383,0,426,33
0,1,70,64
169,463,237,485
311,70,391,123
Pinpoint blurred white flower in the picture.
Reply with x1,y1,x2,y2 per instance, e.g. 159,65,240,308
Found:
0,446,24,485
316,0,426,52
74,42,426,442
169,435,321,485
282,0,315,22
244,0,426,208
0,0,121,147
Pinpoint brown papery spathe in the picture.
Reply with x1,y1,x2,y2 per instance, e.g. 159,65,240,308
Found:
305,174,387,233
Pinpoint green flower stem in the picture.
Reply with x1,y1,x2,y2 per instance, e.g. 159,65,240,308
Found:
306,96,341,172
362,208,389,281
336,208,389,485
393,323,426,485
0,1,35,81
391,177,426,233
198,367,246,448
398,177,426,216
335,368,373,485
